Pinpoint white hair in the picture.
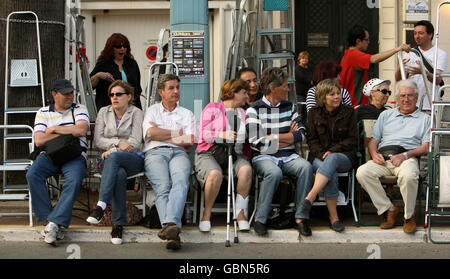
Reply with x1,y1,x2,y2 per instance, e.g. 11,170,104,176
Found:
395,79,419,98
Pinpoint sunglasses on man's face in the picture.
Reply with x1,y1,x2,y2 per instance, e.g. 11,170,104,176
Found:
114,44,129,49
373,89,392,95
109,92,128,97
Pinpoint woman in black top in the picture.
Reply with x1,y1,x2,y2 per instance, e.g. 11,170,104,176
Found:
357,78,391,121
90,33,142,110
295,51,312,124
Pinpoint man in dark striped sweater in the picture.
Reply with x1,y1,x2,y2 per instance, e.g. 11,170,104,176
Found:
246,67,314,237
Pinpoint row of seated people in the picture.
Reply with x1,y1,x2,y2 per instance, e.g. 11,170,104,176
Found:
26,68,429,252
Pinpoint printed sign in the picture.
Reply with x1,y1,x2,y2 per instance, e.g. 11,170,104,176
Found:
405,0,430,22
171,31,205,78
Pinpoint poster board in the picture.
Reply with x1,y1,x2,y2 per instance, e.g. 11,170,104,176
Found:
171,31,205,78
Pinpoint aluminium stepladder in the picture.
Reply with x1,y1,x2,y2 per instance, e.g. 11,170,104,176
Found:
397,48,432,111
426,1,450,244
1,11,46,226
255,0,296,103
65,0,97,122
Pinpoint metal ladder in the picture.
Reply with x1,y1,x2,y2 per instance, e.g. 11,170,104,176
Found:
1,11,46,226
426,1,450,243
224,0,256,83
255,0,296,103
397,49,432,111
65,0,97,122
145,28,179,109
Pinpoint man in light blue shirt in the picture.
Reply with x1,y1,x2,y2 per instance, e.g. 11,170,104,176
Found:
357,79,430,234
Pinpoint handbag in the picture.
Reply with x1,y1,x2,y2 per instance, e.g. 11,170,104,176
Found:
378,145,407,161
44,134,83,165
208,144,230,169
31,104,84,165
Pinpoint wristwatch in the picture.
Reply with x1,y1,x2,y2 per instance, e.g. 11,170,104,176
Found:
402,152,408,159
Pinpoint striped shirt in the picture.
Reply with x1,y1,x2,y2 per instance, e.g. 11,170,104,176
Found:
34,103,90,149
246,96,305,163
305,86,352,112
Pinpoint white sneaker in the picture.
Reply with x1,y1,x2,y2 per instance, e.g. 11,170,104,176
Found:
110,225,123,245
199,221,211,232
42,222,60,245
41,226,65,241
238,220,250,231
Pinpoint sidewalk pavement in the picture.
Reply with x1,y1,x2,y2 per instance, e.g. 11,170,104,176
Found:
1,224,449,244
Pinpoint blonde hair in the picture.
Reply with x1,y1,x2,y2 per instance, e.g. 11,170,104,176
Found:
297,51,310,64
315,79,341,108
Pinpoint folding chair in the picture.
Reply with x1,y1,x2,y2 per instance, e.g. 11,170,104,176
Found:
427,153,450,244
93,171,147,216
298,146,359,224
142,170,199,224
312,170,358,223
248,174,297,226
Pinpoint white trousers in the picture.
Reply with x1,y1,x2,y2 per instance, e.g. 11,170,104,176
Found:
356,158,419,219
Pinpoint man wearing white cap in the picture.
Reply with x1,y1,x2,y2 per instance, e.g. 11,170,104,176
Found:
357,78,392,121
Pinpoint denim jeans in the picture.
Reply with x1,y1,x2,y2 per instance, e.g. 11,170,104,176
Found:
144,147,191,228
26,153,86,228
312,153,352,199
98,152,144,225
253,156,313,224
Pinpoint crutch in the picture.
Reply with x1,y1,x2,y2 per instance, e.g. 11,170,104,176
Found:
226,142,239,247
225,111,240,247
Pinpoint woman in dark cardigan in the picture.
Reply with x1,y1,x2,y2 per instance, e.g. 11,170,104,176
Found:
90,33,142,110
300,79,358,233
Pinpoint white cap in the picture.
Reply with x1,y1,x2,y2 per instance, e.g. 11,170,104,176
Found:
363,78,391,96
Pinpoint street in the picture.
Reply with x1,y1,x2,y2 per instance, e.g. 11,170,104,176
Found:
1,241,449,259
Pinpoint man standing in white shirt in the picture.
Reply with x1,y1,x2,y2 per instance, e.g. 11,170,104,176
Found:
395,20,448,111
143,74,196,251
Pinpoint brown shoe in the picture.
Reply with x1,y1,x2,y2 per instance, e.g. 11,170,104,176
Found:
157,223,180,240
166,236,181,251
380,206,399,229
403,215,417,234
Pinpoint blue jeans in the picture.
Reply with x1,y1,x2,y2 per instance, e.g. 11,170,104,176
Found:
312,153,352,199
26,153,86,228
144,147,191,228
253,156,313,224
98,152,144,225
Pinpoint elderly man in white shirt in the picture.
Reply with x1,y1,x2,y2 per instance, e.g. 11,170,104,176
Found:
143,74,195,251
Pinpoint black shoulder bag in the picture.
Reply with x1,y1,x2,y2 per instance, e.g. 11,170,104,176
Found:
414,47,445,97
29,105,84,165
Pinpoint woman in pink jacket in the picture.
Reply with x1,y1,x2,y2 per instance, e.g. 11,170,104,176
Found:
195,79,253,232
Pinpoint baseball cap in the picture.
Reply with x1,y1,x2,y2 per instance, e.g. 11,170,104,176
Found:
50,79,74,94
363,78,391,96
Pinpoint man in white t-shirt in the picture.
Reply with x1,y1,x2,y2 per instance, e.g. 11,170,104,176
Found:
395,20,448,111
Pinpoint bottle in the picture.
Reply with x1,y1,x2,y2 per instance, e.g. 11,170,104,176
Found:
184,204,192,225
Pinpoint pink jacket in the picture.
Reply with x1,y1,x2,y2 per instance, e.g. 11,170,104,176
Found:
195,102,247,154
